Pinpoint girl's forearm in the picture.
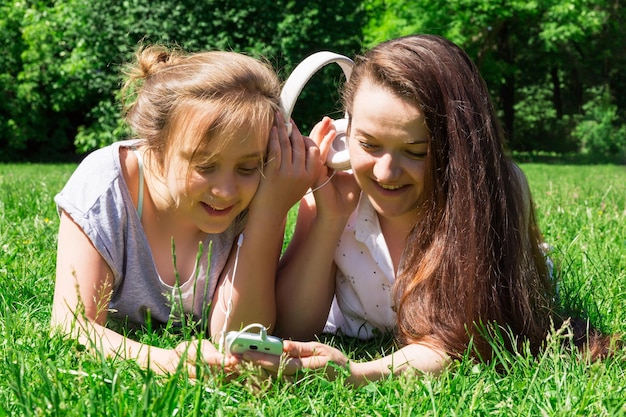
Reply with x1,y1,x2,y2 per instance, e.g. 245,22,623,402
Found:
275,217,346,339
53,317,178,373
346,344,448,386
211,208,287,336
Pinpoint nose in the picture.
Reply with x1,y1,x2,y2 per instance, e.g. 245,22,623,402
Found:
372,152,401,181
208,171,238,201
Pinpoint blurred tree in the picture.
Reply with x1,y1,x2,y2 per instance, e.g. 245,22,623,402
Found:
2,0,623,160
361,0,625,158
275,0,367,133
0,0,365,161
0,1,32,160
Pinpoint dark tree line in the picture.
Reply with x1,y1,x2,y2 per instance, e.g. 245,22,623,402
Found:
1,0,624,162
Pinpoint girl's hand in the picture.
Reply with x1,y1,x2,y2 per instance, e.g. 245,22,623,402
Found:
308,116,338,167
305,117,360,222
251,112,322,215
171,339,239,378
243,340,349,380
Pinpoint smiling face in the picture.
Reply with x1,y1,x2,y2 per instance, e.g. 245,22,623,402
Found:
154,100,269,235
348,81,429,228
164,128,266,235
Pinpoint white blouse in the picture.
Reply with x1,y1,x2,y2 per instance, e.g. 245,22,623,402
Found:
324,194,397,339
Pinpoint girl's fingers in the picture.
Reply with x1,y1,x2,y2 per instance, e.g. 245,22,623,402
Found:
242,351,282,370
176,340,238,368
308,117,333,146
283,340,321,356
316,129,337,166
287,120,304,166
270,112,320,176
265,125,282,171
275,112,292,166
242,351,304,376
304,136,322,175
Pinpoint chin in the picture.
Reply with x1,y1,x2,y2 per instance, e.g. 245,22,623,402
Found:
201,226,230,235
196,219,233,235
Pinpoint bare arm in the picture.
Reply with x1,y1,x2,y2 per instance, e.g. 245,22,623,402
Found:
345,343,448,386
209,114,322,337
274,118,361,339
52,211,234,374
247,339,448,387
274,193,346,339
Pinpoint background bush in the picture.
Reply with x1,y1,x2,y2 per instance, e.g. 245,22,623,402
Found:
1,0,625,162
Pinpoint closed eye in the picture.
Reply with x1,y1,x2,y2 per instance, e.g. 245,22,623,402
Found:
237,161,263,176
358,141,380,152
196,163,216,174
406,150,427,159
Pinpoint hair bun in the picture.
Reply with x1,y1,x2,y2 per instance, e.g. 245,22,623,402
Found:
135,45,179,79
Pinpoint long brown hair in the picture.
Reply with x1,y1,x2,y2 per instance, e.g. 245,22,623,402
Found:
344,34,570,361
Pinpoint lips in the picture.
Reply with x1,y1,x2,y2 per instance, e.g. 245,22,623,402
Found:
375,181,407,193
378,183,403,190
200,201,234,216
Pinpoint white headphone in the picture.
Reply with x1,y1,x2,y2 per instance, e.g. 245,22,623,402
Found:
280,51,354,170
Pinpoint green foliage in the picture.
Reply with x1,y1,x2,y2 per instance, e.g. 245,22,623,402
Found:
0,0,366,161
359,0,626,158
276,0,367,134
2,0,625,160
521,163,626,332
573,87,626,159
0,1,28,158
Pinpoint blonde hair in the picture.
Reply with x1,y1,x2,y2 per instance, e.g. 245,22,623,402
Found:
121,44,281,174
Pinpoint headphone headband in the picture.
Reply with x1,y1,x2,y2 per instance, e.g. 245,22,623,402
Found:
280,51,354,135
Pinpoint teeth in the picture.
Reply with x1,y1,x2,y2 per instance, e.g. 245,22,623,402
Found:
379,183,402,190
206,203,226,211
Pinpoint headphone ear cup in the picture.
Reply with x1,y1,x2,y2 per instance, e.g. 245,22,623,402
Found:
327,118,351,170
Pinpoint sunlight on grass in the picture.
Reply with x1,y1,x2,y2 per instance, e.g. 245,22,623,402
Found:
522,164,626,333
0,162,624,415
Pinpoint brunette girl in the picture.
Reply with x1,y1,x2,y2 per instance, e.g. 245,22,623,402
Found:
260,35,614,385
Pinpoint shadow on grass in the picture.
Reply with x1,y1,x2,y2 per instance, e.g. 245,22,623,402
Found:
317,331,398,362
511,151,626,165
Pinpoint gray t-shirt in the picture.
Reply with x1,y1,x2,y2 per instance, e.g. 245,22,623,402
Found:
55,139,241,329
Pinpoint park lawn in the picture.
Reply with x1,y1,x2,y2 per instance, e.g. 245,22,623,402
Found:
0,162,624,416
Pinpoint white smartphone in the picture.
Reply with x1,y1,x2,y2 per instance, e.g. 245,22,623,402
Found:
225,330,284,356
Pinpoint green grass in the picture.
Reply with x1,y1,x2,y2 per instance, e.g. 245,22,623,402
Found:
1,162,625,416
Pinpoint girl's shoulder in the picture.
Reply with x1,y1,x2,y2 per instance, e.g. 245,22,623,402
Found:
72,139,143,176
55,140,143,217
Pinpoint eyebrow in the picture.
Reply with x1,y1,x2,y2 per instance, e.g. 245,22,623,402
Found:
239,151,266,161
189,149,265,161
405,138,428,144
352,129,428,145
